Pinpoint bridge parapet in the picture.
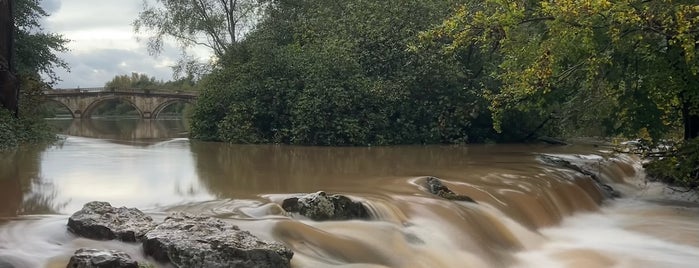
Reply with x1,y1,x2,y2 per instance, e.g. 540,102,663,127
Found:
46,87,199,95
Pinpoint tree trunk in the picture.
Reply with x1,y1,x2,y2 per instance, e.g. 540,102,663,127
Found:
684,102,699,140
0,0,18,117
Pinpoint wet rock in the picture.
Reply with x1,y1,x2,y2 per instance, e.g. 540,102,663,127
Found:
67,201,156,242
537,136,568,145
0,259,14,268
280,197,299,212
282,191,370,221
425,177,476,202
539,155,621,198
142,213,293,268
66,248,138,268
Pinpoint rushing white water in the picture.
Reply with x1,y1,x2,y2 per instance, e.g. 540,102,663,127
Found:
1,121,698,268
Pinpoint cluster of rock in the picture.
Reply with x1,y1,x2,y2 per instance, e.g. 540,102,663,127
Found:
66,201,293,268
424,176,477,203
281,191,370,221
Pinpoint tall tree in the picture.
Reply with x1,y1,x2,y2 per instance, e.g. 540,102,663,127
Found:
133,0,264,78
1,0,68,116
14,0,69,84
0,0,18,115
423,0,699,140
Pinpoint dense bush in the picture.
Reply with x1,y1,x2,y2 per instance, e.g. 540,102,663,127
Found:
190,0,501,145
0,108,55,151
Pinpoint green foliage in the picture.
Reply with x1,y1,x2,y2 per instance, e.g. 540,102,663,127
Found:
0,102,55,151
645,138,699,189
105,72,197,91
191,0,496,145
422,0,699,140
14,0,69,84
105,72,161,90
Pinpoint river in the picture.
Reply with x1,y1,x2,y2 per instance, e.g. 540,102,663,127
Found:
1,118,698,268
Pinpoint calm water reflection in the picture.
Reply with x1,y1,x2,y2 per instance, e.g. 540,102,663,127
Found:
46,118,189,145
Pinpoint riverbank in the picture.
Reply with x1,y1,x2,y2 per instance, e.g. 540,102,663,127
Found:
0,110,56,151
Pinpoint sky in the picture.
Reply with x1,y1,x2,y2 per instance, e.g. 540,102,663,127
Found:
41,0,208,89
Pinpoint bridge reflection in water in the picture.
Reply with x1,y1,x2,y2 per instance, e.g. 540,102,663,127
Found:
47,118,189,143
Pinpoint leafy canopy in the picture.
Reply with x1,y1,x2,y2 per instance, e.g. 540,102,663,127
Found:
422,0,699,140
14,0,69,84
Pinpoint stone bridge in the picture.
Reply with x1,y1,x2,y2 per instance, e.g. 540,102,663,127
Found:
43,88,198,119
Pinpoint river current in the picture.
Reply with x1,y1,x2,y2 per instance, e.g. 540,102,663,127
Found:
1,119,698,268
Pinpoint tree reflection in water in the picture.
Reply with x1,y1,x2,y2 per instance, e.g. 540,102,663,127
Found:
0,144,67,218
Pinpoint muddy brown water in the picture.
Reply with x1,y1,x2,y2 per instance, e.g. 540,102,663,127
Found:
1,119,698,267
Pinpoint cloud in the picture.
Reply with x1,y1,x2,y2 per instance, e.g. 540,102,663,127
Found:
53,46,180,88
43,0,214,88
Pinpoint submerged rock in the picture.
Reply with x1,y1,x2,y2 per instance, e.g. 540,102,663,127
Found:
67,201,156,242
281,191,370,221
424,177,476,202
66,248,138,268
142,213,293,268
539,154,621,198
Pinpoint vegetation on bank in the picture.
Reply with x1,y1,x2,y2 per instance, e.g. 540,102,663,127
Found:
186,0,500,145
644,139,699,190
0,108,54,151
149,0,697,146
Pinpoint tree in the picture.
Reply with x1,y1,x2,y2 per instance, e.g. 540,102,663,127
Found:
104,72,197,92
1,0,67,149
133,0,264,78
423,0,699,140
105,72,161,90
190,0,495,145
1,0,18,115
14,0,69,84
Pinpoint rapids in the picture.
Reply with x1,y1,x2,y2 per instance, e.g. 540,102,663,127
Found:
1,119,698,268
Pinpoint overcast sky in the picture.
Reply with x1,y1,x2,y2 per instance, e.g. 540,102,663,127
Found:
42,0,207,89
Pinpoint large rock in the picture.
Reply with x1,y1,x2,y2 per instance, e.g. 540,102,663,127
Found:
281,191,370,221
67,201,156,242
66,248,138,268
539,154,621,198
425,177,476,202
142,213,293,268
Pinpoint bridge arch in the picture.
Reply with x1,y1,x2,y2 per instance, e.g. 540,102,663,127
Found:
151,99,195,119
40,99,77,118
82,96,143,119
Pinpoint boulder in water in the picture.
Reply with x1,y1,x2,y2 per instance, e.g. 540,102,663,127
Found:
281,191,370,221
538,154,621,198
424,177,476,203
66,248,138,268
67,201,156,242
142,213,293,268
